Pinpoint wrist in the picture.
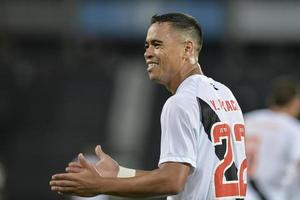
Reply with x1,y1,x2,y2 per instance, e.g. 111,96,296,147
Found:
117,166,136,178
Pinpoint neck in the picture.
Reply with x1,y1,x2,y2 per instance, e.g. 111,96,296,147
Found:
270,105,296,117
166,63,203,94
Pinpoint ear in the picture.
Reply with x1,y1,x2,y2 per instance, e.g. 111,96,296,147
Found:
184,40,194,57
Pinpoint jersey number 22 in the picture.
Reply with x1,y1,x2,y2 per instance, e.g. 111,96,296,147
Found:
211,122,247,198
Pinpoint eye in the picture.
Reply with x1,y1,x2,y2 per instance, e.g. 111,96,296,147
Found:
144,44,149,50
153,43,160,49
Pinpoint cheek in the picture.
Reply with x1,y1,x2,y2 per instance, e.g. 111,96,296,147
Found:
158,49,181,73
165,52,182,69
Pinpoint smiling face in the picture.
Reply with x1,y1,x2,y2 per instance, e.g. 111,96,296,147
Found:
144,22,186,86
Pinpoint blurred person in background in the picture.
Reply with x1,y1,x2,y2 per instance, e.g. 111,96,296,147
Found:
50,12,247,199
245,78,300,200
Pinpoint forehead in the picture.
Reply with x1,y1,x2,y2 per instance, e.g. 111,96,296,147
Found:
145,22,177,42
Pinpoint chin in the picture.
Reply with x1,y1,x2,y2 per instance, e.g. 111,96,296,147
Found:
148,72,155,80
148,72,165,85
149,77,165,86
148,74,158,82
148,75,156,82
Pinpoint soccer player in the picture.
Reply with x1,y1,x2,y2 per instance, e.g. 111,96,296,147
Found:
50,13,247,200
245,78,300,200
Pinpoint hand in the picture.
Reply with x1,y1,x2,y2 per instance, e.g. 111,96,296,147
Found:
51,153,104,197
66,145,119,178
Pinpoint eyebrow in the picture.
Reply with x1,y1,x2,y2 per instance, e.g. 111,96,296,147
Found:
145,39,163,45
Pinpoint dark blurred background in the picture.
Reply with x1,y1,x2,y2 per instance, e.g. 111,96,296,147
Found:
0,0,299,200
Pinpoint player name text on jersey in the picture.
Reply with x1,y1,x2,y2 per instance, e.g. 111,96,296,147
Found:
209,99,240,112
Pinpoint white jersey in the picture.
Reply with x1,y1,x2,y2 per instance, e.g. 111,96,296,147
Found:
158,74,247,200
244,109,300,200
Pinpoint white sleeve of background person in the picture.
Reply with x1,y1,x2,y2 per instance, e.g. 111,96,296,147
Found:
158,95,197,169
282,115,300,200
289,120,300,163
285,119,300,185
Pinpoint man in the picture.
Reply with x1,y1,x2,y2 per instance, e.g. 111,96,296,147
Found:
50,13,247,200
245,78,300,200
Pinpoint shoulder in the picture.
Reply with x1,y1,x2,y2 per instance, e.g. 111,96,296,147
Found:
199,75,237,100
163,95,188,114
162,94,198,118
245,109,268,118
283,115,300,132
164,94,196,110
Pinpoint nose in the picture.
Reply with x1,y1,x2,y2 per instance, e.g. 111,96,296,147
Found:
144,47,154,60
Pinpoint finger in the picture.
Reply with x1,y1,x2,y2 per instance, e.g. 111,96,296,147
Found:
57,191,77,196
52,173,75,181
95,145,106,160
50,180,78,187
78,153,92,170
68,161,82,168
51,186,75,194
66,166,83,173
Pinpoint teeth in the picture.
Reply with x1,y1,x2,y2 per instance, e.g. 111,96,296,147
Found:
148,63,157,68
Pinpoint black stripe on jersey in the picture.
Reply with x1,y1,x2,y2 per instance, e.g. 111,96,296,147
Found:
197,97,238,181
249,179,268,200
197,97,220,141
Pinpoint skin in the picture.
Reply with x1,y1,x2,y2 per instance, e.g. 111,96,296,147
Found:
144,22,202,93
270,96,300,118
50,21,203,198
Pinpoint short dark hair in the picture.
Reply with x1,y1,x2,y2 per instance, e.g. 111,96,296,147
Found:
267,77,300,107
151,13,203,54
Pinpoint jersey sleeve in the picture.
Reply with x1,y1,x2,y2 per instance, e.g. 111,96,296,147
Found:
289,124,300,163
158,96,198,168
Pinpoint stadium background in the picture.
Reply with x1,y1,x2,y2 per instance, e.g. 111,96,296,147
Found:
0,1,299,200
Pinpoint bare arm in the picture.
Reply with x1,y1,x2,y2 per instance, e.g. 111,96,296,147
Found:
50,154,191,198
102,162,190,198
135,169,151,177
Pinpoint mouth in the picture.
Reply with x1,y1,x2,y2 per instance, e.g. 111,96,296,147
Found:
147,62,159,72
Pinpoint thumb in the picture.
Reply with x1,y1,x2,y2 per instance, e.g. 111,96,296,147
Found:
95,145,106,159
78,153,91,170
